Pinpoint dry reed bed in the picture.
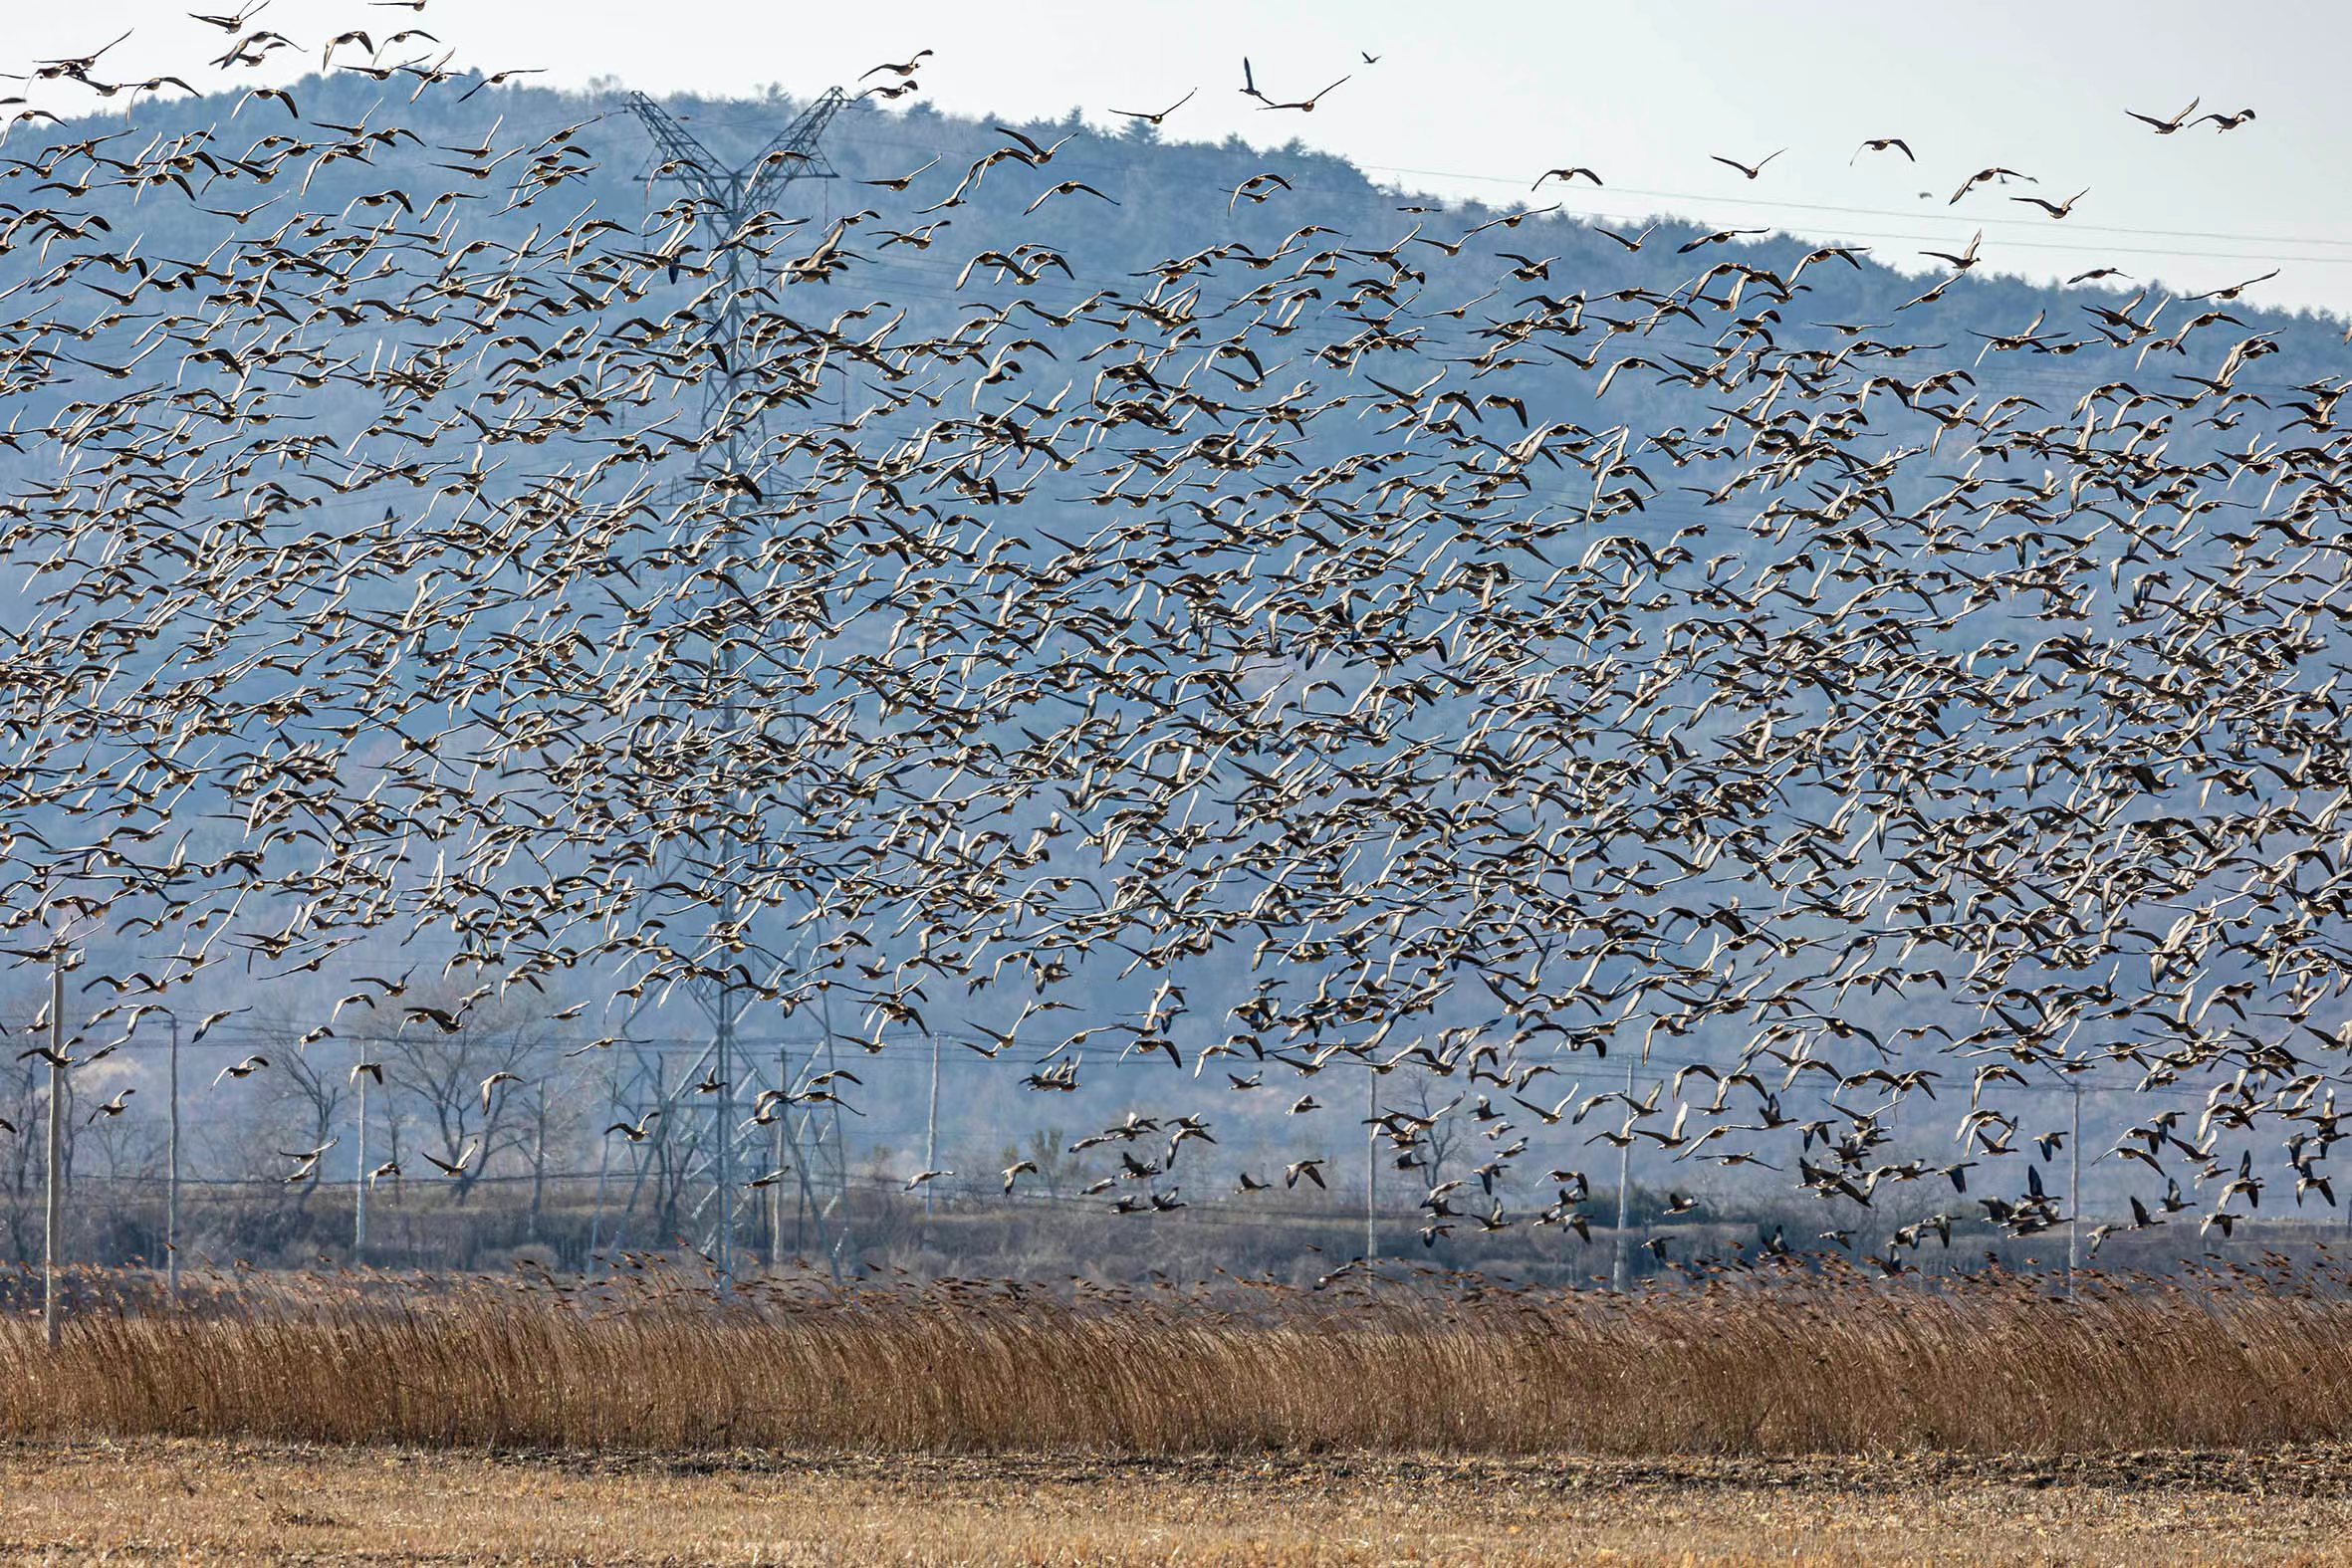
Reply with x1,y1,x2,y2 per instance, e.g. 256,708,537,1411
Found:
3,1261,2350,1455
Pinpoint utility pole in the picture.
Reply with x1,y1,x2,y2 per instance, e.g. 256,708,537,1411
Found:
165,1009,180,1302
353,1059,368,1255
586,1053,616,1280
1610,1050,1636,1293
1364,1066,1377,1262
923,1029,941,1227
772,1042,789,1264
43,940,66,1347
529,1081,549,1241
2066,1077,2083,1290
714,989,734,1281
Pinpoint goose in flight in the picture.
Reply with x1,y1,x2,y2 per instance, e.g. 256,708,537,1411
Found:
1710,148,1784,180
1109,89,1195,125
2125,96,2200,133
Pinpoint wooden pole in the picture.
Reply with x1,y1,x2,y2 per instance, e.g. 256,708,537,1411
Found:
353,1064,368,1255
43,943,66,1347
2067,1079,2083,1291
1611,1051,1635,1293
924,1030,940,1225
166,1009,180,1303
772,1044,788,1265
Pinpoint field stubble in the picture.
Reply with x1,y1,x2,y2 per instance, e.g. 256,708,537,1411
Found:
4,1442,2352,1564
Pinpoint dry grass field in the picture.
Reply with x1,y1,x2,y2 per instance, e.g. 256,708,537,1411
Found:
9,1257,2352,1455
9,1261,2352,1561
5,1441,2352,1564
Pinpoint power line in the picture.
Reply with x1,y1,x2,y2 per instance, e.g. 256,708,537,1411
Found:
811,125,2352,287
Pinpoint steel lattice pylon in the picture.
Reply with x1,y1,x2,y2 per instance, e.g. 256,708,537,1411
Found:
603,87,855,1281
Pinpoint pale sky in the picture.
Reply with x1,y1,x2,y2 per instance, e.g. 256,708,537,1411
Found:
18,0,2352,315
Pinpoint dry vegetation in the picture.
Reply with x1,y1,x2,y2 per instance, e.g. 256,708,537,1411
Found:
8,1441,2352,1565
8,1257,2352,1456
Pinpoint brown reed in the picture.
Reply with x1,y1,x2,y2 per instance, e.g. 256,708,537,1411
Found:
3,1258,2349,1456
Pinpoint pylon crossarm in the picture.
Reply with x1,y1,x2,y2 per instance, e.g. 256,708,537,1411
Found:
744,88,849,212
621,91,735,216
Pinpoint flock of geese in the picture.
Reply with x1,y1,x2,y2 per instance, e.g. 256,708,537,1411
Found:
0,9,2345,1275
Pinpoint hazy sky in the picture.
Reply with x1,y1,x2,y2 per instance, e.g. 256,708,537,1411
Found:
20,1,2352,315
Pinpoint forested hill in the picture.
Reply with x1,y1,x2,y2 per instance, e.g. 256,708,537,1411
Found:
1,69,2342,1097
6,71,2341,450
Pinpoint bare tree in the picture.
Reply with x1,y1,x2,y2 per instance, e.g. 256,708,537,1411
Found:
518,1073,589,1236
0,1031,44,1263
1399,1071,1465,1191
271,1039,348,1187
376,993,561,1205
1005,1125,1078,1200
0,991,99,1263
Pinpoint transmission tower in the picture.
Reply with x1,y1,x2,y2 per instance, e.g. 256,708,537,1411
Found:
616,86,853,1280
